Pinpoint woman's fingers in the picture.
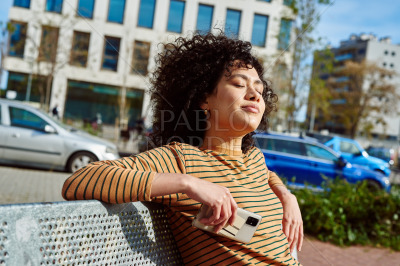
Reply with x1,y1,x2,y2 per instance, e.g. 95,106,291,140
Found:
298,222,304,251
283,217,303,253
228,196,238,226
212,200,232,232
200,196,236,233
206,205,222,224
289,221,297,253
185,176,238,232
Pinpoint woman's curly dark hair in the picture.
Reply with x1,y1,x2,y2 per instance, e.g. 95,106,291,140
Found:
149,32,277,153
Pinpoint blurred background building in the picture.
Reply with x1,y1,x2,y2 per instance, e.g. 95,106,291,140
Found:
308,33,400,142
3,0,295,130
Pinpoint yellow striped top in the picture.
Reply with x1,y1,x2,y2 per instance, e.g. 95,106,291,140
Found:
62,142,301,265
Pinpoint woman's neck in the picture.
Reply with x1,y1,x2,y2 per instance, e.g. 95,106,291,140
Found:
201,131,243,154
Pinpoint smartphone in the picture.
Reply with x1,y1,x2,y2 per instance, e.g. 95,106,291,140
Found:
192,204,262,243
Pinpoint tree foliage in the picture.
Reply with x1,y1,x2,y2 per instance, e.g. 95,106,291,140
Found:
307,48,334,130
273,0,333,131
7,14,79,111
333,60,399,138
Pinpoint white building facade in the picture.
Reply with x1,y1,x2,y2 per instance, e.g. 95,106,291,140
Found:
363,36,400,139
4,0,295,129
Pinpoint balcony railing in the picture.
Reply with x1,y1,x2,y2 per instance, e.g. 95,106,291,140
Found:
334,53,353,61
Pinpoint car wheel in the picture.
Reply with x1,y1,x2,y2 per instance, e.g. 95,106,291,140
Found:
67,152,98,173
363,179,382,192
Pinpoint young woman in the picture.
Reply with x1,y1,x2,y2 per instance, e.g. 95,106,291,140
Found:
62,33,303,265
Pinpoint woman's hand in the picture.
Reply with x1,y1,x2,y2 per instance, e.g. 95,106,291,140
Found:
184,175,238,233
151,173,237,233
271,185,303,253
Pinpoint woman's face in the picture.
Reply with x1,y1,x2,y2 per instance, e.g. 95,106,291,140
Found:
202,65,266,137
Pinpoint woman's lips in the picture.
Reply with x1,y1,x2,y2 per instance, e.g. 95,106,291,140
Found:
241,105,259,113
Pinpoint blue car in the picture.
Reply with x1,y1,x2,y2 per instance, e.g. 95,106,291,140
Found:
323,137,391,176
254,133,391,192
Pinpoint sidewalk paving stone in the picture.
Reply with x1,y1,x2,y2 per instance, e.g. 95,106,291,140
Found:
299,236,400,265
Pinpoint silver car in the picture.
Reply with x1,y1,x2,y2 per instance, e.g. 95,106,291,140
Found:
0,99,120,172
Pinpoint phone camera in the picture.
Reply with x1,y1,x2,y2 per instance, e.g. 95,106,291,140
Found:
245,216,259,227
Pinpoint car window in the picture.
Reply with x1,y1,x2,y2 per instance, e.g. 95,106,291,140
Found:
9,107,48,131
268,138,305,156
339,141,360,154
254,137,268,149
305,144,337,162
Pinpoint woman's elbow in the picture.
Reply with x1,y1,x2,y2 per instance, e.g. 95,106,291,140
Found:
61,179,76,201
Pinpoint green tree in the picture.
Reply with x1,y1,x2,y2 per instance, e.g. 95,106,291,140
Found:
335,60,399,138
274,0,333,132
307,48,334,131
23,14,79,111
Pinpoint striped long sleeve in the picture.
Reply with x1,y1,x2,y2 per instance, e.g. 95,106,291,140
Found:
62,142,186,203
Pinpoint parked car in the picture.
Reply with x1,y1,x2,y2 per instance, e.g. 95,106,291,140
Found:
254,133,391,192
0,99,120,172
365,146,396,166
306,132,391,176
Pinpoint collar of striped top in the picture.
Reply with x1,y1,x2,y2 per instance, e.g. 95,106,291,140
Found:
200,145,243,157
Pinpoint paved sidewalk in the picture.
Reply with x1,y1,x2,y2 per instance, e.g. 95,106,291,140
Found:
298,236,400,265
0,165,67,204
1,165,399,265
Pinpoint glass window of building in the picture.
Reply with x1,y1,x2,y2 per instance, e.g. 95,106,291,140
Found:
258,0,271,2
138,0,156,28
46,0,63,13
167,0,185,33
102,36,120,71
132,41,150,75
278,18,292,50
13,0,30,8
70,31,90,67
6,72,46,103
8,22,27,58
77,0,95,18
65,80,144,126
107,0,126,24
251,14,268,47
225,9,241,38
39,26,59,62
196,4,213,34
283,0,293,6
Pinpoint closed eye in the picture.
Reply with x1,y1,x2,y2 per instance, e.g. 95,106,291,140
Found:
234,84,245,88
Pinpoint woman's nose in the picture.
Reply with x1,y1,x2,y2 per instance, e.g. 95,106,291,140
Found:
246,86,260,102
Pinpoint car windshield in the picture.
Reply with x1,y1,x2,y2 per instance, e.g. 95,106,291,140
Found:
36,108,77,131
340,141,361,155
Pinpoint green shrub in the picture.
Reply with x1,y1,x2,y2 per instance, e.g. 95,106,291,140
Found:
292,178,400,251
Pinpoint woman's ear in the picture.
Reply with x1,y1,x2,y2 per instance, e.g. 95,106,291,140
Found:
200,101,208,110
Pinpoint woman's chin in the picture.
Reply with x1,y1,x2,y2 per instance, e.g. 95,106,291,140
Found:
231,123,259,136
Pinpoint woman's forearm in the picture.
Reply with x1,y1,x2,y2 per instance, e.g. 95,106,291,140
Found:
270,185,292,201
151,173,192,197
